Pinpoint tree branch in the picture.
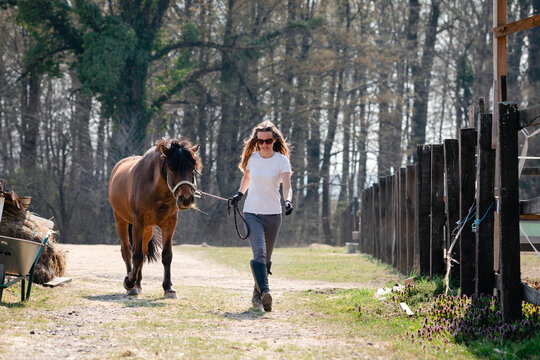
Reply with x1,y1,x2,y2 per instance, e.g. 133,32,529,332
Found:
0,45,72,96
151,41,228,61
151,65,224,109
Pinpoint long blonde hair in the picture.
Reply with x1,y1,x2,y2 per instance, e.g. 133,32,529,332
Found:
238,121,291,171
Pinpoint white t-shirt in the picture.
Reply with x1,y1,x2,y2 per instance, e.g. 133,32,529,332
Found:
243,151,291,214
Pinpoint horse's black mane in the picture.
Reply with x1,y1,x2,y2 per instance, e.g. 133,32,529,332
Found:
157,139,201,175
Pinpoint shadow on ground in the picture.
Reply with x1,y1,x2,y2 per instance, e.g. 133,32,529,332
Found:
212,308,266,320
84,293,166,308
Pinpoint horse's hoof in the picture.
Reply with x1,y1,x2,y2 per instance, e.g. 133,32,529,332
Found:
164,290,177,299
126,288,139,296
123,276,135,291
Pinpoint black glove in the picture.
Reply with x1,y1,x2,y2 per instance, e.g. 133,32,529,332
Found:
230,191,243,206
284,200,293,215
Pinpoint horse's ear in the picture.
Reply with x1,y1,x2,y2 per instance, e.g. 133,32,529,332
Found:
191,144,200,154
159,144,169,155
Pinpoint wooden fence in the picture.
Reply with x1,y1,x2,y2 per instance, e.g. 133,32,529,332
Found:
352,101,540,322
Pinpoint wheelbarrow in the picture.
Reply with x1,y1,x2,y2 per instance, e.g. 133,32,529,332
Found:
0,231,51,302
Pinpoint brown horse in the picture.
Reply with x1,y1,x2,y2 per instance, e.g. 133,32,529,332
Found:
108,139,201,298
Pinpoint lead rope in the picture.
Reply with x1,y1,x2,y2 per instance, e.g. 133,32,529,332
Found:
196,190,250,240
227,199,250,240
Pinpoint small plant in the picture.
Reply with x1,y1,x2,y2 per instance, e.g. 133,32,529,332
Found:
391,276,457,308
411,294,540,345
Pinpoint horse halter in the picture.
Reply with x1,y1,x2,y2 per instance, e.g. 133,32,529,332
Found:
168,177,197,198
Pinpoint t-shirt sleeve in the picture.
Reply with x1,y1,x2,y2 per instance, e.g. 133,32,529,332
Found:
280,155,291,174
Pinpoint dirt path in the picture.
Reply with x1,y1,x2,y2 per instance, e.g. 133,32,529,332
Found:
66,244,364,292
1,245,391,360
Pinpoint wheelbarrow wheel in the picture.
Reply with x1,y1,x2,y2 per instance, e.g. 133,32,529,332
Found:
0,264,4,302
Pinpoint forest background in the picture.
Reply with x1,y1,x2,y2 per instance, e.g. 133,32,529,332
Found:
0,0,538,246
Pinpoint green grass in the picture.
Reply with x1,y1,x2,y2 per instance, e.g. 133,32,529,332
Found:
296,285,540,359
295,287,475,359
179,245,401,283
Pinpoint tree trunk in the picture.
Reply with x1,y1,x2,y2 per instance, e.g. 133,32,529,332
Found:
507,1,529,102
376,0,400,176
337,0,352,205
20,74,42,169
471,0,493,104
108,0,170,162
303,75,322,239
409,0,440,160
290,30,310,209
321,70,343,245
216,0,241,196
96,115,108,183
70,70,93,176
280,0,297,136
339,94,352,204
405,0,419,159
357,94,368,193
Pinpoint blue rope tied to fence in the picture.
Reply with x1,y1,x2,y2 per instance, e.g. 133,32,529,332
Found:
471,200,495,233
445,202,476,295
454,204,476,231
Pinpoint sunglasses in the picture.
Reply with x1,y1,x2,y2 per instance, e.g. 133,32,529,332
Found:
257,138,274,145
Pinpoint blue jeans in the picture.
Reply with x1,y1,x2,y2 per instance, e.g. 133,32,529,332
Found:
244,213,282,264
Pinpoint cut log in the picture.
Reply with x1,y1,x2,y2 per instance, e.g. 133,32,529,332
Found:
42,277,72,288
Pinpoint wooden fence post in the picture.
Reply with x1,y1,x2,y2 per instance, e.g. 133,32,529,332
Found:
386,175,394,264
413,164,420,272
340,202,353,247
393,173,399,268
497,102,521,322
417,145,432,274
459,128,477,296
444,139,460,282
370,186,376,256
399,168,407,273
373,183,380,260
379,177,387,262
353,196,359,231
475,112,495,296
431,145,445,275
361,190,368,253
367,188,373,255
406,165,416,274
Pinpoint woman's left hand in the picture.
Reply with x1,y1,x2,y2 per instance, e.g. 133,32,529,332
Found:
284,200,293,215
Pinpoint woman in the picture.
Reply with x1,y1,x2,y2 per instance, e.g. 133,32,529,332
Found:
230,121,293,312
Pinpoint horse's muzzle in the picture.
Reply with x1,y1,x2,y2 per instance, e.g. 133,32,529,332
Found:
177,194,194,210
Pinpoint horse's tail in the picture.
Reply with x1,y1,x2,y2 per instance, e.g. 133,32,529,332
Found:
147,226,163,262
128,224,162,263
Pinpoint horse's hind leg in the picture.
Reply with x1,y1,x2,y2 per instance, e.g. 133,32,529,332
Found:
161,225,177,299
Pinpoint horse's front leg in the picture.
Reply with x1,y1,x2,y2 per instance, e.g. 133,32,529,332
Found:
161,224,177,299
124,223,151,295
113,213,132,275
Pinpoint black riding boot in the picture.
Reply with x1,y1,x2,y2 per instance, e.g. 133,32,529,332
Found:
252,285,262,309
250,260,272,312
252,261,272,309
